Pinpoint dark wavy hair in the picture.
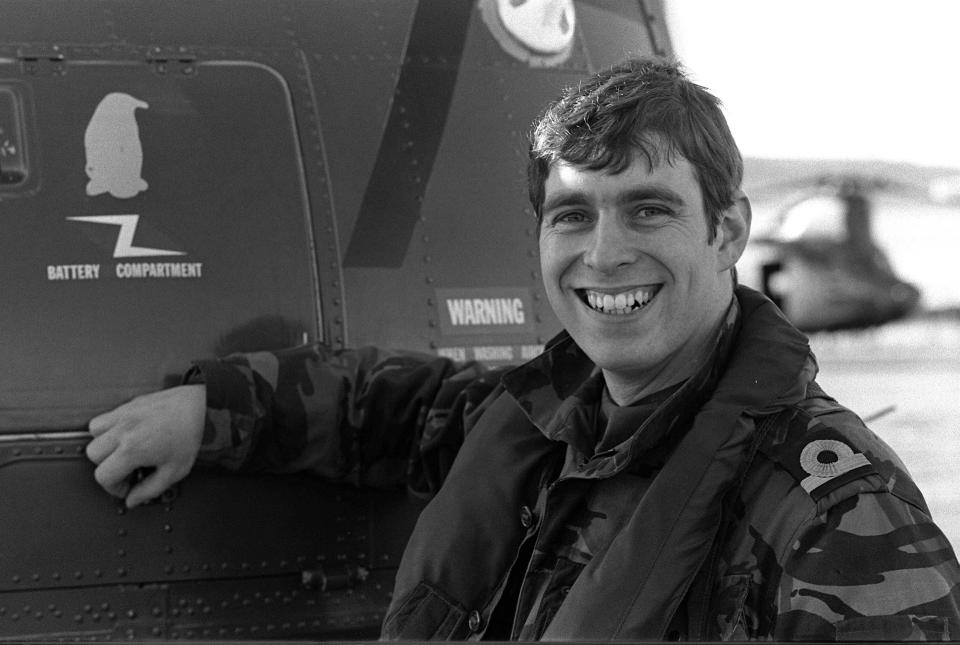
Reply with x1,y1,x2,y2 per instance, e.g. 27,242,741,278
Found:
527,57,742,241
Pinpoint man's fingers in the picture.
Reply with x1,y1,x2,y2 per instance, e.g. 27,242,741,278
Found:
85,431,118,465
93,452,138,498
85,385,207,504
88,406,123,436
103,479,132,500
125,466,177,508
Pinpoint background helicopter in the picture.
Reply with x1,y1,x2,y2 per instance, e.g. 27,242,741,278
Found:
736,157,958,332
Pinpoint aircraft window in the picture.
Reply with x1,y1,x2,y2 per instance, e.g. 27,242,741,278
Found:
0,86,28,186
779,195,846,241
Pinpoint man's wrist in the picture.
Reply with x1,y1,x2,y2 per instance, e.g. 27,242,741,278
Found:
185,360,256,469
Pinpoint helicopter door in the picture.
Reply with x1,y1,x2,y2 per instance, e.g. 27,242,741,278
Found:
0,55,320,432
0,53,416,641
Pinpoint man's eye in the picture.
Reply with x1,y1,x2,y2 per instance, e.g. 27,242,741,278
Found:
552,211,588,225
634,205,670,219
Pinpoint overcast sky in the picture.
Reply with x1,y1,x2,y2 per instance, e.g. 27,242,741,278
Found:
664,0,960,170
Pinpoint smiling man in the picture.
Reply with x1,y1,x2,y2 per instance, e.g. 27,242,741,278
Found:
87,58,960,640
537,154,747,404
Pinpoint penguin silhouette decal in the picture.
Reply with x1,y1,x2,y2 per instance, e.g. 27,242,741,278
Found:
84,92,149,199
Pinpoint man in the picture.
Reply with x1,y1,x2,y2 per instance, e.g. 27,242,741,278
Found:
86,58,960,640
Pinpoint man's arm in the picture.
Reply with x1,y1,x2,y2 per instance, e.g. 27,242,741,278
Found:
774,490,960,640
87,343,498,508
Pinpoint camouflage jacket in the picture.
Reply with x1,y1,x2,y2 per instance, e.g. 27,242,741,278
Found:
190,286,960,640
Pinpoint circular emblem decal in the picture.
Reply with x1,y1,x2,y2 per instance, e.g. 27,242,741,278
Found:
799,439,854,478
480,0,576,67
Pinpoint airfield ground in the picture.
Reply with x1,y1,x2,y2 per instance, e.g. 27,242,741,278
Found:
809,315,960,552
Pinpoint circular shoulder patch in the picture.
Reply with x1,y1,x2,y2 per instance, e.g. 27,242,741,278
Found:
757,411,881,502
797,438,874,496
799,439,853,477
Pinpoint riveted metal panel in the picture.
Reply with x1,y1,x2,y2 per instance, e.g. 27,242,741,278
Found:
0,1,673,640
0,435,422,640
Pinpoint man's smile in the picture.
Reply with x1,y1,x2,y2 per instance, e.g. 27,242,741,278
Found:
576,284,663,315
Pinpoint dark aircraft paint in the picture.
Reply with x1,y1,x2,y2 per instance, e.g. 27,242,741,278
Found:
344,0,473,268
0,0,673,640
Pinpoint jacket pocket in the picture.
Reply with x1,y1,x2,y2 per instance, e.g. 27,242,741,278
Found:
381,581,467,640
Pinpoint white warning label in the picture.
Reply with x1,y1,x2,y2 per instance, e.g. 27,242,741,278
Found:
46,262,203,281
47,264,101,280
115,262,202,278
436,287,535,336
436,344,544,364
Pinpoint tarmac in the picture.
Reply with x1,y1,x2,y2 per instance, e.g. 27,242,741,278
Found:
809,315,960,552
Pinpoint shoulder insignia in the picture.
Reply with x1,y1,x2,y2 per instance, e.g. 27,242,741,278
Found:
798,439,873,496
760,412,879,503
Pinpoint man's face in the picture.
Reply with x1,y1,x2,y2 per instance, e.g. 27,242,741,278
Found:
538,152,741,401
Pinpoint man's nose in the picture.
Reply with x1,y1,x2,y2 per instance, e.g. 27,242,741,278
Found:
582,215,638,273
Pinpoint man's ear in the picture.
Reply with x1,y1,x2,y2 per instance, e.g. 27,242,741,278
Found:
715,190,752,272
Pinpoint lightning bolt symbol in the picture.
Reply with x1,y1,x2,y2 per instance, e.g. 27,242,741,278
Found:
68,215,185,258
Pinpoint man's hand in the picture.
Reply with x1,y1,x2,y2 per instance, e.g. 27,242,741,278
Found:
86,384,206,508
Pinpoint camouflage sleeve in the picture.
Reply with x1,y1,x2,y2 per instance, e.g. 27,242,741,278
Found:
184,343,502,494
774,488,960,640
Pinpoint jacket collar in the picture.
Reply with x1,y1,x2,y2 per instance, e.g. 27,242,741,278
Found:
501,286,816,461
539,286,818,639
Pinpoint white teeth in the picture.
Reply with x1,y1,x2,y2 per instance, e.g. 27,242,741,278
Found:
582,286,659,315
